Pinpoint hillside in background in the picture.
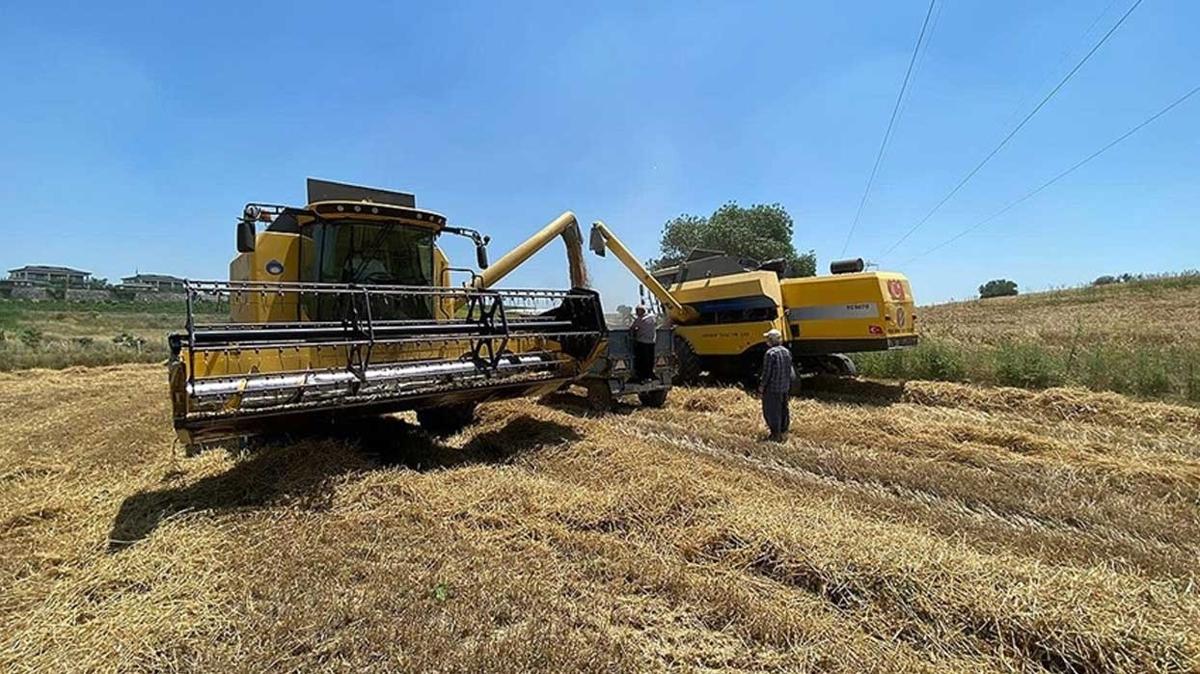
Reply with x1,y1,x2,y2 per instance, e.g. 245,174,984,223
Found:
856,273,1200,402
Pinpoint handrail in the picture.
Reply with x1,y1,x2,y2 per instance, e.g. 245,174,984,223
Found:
184,279,591,300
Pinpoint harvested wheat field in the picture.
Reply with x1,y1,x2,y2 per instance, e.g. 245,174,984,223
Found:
2,365,1199,672
921,277,1200,348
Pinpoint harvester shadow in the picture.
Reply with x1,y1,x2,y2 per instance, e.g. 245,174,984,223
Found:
799,376,907,407
537,389,640,418
107,414,579,552
351,414,582,470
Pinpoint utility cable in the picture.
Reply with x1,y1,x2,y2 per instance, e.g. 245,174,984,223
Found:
998,0,1119,132
841,0,938,256
878,0,1145,260
899,83,1200,266
893,0,944,125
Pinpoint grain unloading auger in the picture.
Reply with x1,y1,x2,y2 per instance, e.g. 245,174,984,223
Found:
168,179,607,445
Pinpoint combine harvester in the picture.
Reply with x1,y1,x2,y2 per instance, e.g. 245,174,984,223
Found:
589,221,918,384
168,179,608,446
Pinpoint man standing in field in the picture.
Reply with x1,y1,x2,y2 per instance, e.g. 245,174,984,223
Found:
758,328,794,442
630,304,657,382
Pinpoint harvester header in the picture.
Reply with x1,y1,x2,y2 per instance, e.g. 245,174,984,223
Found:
168,179,608,445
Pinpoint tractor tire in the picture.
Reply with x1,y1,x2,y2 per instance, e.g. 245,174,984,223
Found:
637,388,669,408
821,353,858,377
417,402,478,435
584,379,615,413
673,335,702,385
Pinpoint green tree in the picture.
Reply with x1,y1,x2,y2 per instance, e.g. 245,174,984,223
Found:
651,202,816,277
978,279,1018,299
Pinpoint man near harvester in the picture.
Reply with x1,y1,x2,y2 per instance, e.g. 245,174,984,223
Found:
758,328,794,442
630,304,657,382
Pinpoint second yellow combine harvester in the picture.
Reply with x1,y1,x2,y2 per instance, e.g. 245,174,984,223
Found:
168,179,607,445
589,221,918,384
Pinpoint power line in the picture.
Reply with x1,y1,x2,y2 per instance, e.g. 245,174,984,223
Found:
899,83,1200,266
840,0,938,256
878,0,1145,260
998,0,1119,133
894,0,944,124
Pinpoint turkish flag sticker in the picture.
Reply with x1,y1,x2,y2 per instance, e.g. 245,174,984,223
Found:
887,280,906,300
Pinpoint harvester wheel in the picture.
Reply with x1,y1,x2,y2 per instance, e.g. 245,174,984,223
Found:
637,388,669,408
417,402,478,435
673,335,701,385
584,379,615,413
820,354,858,377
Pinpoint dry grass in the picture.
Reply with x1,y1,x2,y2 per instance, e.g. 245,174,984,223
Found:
919,280,1200,349
0,300,224,371
1,365,1198,672
856,279,1200,401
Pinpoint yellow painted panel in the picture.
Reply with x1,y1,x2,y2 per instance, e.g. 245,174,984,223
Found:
676,320,780,356
669,271,788,354
434,247,454,320
229,231,305,323
667,270,783,305
780,271,917,342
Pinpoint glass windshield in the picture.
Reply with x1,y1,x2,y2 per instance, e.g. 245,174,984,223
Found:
306,220,436,321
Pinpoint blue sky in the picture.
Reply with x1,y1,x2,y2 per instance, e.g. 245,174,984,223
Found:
1,1,1196,304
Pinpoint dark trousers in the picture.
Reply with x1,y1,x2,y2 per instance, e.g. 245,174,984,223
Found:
633,341,655,381
762,390,790,437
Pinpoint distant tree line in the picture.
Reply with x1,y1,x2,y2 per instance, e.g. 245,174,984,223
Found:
1091,272,1190,286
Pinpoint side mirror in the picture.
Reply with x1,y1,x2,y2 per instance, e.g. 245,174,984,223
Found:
475,242,489,269
589,225,607,257
236,220,257,253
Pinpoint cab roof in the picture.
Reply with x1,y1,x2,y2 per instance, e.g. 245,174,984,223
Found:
305,177,446,230
263,178,448,232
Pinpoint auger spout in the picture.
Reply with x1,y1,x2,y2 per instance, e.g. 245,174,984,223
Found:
474,211,590,290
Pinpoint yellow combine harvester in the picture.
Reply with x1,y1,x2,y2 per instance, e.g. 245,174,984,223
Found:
589,221,917,383
168,179,607,445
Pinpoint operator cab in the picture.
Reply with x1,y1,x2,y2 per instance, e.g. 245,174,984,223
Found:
233,179,491,321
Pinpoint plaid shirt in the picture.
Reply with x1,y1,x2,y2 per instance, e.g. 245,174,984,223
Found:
760,345,794,393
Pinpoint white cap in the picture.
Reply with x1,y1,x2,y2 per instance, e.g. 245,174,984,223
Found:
763,328,782,339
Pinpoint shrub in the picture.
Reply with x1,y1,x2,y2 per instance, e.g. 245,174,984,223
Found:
1092,275,1119,286
113,332,148,351
978,279,1018,299
1080,347,1130,394
910,341,966,381
993,341,1062,389
853,347,909,380
1131,350,1172,397
19,327,43,349
1186,360,1200,403
851,339,967,383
